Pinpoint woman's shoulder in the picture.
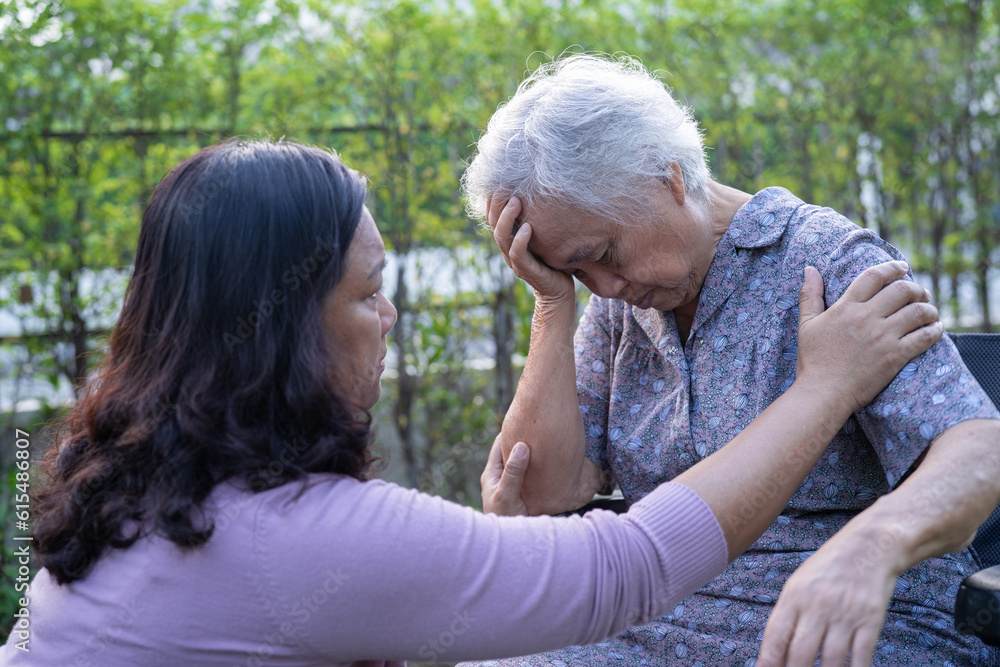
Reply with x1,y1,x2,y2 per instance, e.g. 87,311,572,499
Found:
208,473,403,521
783,197,885,252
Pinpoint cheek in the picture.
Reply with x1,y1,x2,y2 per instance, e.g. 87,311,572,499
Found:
336,307,381,358
363,307,385,355
645,263,691,289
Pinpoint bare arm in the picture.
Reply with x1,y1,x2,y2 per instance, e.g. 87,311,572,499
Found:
759,418,1000,667
503,297,606,513
486,196,604,515
486,191,944,521
485,257,943,548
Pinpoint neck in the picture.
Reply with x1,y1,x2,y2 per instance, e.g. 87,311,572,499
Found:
671,181,753,332
703,180,753,245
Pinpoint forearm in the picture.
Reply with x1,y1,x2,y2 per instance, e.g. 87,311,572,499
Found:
831,419,1000,577
302,479,725,660
673,376,857,561
501,297,598,514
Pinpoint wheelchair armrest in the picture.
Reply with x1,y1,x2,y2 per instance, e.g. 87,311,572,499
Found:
955,564,1000,648
568,489,628,516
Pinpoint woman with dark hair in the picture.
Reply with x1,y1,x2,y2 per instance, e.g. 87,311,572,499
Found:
2,138,940,666
32,140,376,587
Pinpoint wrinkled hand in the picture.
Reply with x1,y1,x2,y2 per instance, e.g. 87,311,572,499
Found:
481,434,530,516
487,195,575,306
757,525,897,667
797,261,942,414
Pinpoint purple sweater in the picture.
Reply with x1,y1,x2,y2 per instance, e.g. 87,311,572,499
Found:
1,475,726,666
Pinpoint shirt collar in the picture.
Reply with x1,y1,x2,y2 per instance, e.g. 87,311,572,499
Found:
633,186,804,343
724,186,803,249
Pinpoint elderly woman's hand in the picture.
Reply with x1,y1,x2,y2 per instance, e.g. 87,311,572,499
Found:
487,196,575,307
796,260,942,416
757,522,898,667
481,434,531,516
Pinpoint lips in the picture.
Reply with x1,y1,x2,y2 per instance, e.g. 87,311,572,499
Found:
636,291,653,309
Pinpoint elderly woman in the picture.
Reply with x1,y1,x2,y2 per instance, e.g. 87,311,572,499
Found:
461,54,1000,666
1,138,940,666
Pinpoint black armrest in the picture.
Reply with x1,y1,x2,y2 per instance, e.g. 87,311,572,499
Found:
949,334,1000,647
950,333,1000,568
570,489,628,516
955,564,1000,647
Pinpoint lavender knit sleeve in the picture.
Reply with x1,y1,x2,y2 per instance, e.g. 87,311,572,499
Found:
250,475,726,663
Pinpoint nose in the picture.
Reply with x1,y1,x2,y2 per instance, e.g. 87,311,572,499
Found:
588,266,628,299
380,292,398,335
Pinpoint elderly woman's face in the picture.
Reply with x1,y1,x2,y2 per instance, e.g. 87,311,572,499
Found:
523,183,720,315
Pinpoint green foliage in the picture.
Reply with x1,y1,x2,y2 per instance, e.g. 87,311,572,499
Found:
0,0,994,431
408,287,499,504
1,3,999,641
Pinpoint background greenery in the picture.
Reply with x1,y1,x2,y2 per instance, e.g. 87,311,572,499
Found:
1,0,998,653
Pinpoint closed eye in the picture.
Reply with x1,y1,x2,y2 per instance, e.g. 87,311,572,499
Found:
597,245,614,266
567,246,615,282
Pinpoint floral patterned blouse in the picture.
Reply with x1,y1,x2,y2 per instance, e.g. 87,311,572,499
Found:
466,187,1000,667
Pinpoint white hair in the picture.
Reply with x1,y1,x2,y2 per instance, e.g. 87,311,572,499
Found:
462,53,712,226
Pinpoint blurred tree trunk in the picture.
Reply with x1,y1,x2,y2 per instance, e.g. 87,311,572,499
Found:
796,123,814,204
224,38,242,136
946,271,961,327
492,278,515,417
957,0,994,332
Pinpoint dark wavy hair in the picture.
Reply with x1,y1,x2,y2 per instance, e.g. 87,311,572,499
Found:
34,138,374,584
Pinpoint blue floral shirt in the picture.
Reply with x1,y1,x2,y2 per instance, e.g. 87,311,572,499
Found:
563,187,1000,664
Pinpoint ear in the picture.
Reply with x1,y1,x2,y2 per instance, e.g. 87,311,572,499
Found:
664,162,685,206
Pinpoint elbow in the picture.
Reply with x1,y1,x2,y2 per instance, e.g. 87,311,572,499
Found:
521,484,590,516
526,457,605,516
